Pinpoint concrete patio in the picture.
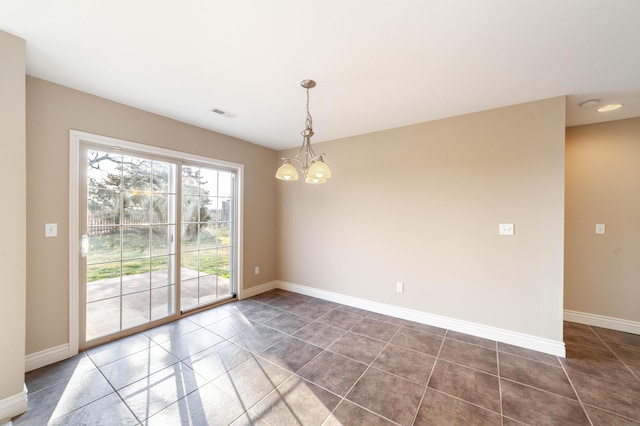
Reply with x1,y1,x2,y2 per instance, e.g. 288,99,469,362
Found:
86,267,230,341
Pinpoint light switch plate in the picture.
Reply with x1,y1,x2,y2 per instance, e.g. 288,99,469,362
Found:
45,223,58,237
595,224,605,235
499,223,514,236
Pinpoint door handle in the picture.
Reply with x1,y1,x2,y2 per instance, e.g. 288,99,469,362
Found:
81,234,89,257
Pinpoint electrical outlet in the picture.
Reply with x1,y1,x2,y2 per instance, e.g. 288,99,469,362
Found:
396,282,404,293
254,266,260,275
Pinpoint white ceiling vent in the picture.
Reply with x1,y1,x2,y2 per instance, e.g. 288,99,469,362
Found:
211,107,238,118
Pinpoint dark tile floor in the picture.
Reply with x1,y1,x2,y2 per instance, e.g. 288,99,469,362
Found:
13,289,640,425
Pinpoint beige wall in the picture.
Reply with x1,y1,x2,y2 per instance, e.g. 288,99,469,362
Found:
0,31,27,412
26,77,278,355
565,118,640,322
277,97,566,341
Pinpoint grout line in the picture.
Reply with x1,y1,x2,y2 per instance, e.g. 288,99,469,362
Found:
500,376,586,403
319,397,402,426
587,324,640,380
433,357,500,379
496,342,504,426
501,415,529,425
426,387,503,417
558,357,594,426
248,374,306,425
409,328,448,425
582,403,640,424
324,325,405,424
217,354,292,425
89,352,143,423
290,372,403,425
318,406,338,425
339,327,400,396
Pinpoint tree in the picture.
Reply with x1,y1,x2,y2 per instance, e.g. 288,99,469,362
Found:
181,166,213,241
87,150,212,233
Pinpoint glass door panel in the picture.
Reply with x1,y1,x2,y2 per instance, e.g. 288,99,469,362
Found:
84,148,177,343
180,165,235,311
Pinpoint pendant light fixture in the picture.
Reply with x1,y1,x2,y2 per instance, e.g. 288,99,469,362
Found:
275,79,332,184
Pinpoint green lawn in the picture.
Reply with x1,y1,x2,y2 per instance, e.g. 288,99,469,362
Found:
87,226,231,281
87,256,170,282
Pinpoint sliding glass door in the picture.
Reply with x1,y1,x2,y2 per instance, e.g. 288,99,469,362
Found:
80,141,238,348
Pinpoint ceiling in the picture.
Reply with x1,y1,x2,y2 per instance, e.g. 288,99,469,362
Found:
1,1,639,150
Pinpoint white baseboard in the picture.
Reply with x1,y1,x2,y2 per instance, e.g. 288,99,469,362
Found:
275,281,566,357
564,310,640,335
24,280,570,374
25,344,71,373
0,384,27,424
240,281,278,300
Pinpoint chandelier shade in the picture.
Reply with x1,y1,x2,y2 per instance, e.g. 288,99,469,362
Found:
307,160,332,179
275,161,299,181
275,79,332,184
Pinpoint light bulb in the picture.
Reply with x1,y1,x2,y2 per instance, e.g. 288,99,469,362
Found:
597,104,623,112
305,176,326,184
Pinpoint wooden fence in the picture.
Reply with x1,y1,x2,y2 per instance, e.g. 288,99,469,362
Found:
88,217,150,235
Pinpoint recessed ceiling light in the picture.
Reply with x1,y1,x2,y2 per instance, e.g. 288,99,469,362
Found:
597,104,623,112
579,99,600,109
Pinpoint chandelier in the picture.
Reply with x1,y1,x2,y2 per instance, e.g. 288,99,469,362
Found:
275,79,332,184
